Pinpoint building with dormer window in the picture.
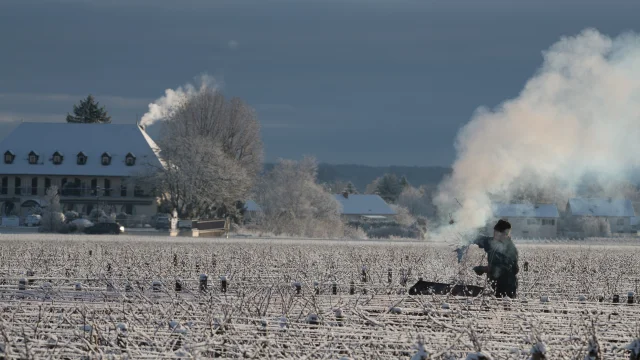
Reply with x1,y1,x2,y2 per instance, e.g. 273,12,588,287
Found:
0,122,163,221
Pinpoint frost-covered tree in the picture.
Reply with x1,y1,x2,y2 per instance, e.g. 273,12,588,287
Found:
143,86,263,219
255,157,343,238
344,181,358,194
367,173,403,203
400,175,410,189
397,186,436,218
40,186,65,232
66,95,112,123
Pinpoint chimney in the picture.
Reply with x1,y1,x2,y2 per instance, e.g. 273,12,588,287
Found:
139,124,146,132
342,191,349,199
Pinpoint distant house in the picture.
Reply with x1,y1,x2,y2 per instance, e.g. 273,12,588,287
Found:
243,200,262,222
488,203,560,238
566,198,636,233
333,192,396,221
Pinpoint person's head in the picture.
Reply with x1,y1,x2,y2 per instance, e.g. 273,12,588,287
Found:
493,219,512,241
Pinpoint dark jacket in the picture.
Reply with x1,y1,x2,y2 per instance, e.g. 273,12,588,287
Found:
473,235,519,297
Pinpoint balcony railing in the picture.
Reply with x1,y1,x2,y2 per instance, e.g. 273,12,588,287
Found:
10,186,152,198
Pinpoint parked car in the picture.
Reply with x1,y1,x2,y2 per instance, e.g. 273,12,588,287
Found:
84,222,125,235
154,214,170,230
25,214,42,227
178,219,193,229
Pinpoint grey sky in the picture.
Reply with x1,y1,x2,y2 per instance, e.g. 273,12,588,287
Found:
1,0,639,166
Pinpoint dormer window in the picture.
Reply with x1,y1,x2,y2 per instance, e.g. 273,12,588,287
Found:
101,152,111,166
4,151,15,164
28,151,39,165
125,152,136,166
52,151,64,165
77,152,87,165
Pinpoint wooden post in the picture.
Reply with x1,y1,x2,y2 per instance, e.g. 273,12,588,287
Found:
388,268,392,284
332,281,337,295
199,274,208,292
220,275,227,293
349,280,355,295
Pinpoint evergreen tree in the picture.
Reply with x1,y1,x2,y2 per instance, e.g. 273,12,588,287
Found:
66,95,112,123
344,181,358,194
399,175,410,189
375,174,403,203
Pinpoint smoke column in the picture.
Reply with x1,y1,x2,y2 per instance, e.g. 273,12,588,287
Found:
140,74,217,127
434,29,640,242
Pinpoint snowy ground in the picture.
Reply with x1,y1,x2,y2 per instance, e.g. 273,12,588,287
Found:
0,234,639,358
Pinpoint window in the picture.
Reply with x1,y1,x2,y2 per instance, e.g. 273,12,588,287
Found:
52,151,63,165
1,177,7,195
60,178,68,196
91,179,98,196
120,183,127,197
44,178,51,192
14,177,21,195
617,218,625,226
123,204,135,215
28,151,39,165
125,153,136,166
77,152,87,165
4,151,14,164
104,179,111,197
527,219,538,225
101,152,111,166
542,219,555,226
134,184,144,197
31,177,38,195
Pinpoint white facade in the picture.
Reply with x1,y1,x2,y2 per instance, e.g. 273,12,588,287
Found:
487,203,560,238
0,123,163,223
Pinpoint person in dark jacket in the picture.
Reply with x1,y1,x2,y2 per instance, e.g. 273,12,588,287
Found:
469,219,519,298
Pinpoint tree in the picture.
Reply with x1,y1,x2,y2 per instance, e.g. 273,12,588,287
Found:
374,173,403,203
397,186,436,218
40,186,65,232
344,181,358,194
255,157,343,238
143,87,263,220
66,95,112,123
399,175,410,189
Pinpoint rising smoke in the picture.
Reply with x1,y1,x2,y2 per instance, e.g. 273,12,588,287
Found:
434,29,640,241
140,74,217,127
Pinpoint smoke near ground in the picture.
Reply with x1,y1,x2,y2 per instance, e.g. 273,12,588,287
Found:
140,74,216,127
434,29,640,242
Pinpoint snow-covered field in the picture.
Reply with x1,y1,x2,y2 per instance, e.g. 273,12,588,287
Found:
1,234,640,359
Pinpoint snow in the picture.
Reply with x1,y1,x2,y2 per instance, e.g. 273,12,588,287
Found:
0,122,163,176
1,233,640,358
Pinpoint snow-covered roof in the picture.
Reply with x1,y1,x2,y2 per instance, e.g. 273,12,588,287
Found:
244,200,262,212
0,122,163,177
492,203,559,218
333,194,396,216
568,198,636,217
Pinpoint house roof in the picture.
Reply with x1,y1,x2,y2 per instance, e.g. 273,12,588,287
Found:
568,198,636,217
333,194,396,216
244,199,262,212
0,122,163,177
493,203,560,218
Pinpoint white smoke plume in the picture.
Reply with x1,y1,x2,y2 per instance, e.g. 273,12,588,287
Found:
140,74,217,127
434,29,640,242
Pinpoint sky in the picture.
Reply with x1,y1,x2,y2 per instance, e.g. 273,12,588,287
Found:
1,0,640,167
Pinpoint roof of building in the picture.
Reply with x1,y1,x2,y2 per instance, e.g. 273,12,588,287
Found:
333,194,396,216
0,122,163,177
244,199,262,212
568,198,636,217
492,203,560,218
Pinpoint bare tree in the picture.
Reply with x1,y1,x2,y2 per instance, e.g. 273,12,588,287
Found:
40,186,65,232
255,157,343,238
144,87,263,219
397,186,436,218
